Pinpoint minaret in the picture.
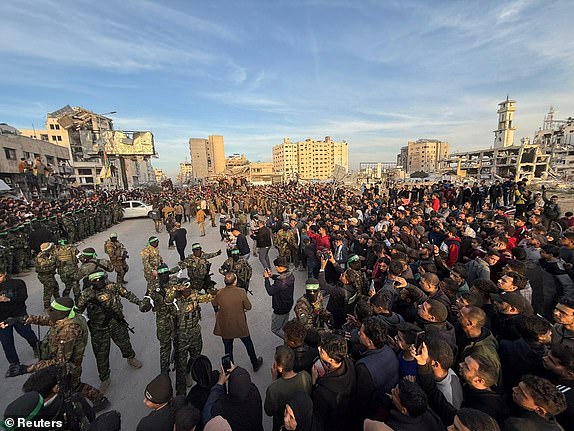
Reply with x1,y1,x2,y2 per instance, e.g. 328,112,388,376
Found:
494,96,516,148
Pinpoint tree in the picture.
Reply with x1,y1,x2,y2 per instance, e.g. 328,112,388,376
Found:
410,171,429,178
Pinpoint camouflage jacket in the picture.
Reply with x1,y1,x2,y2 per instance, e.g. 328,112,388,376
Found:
105,239,127,263
145,275,181,315
276,229,295,254
179,251,221,282
26,315,85,372
77,258,114,280
165,285,216,329
76,282,141,325
219,257,252,289
294,295,332,329
35,250,57,274
55,244,79,271
141,245,163,281
346,268,369,297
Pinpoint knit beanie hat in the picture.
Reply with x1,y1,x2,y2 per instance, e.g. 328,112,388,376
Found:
145,374,173,404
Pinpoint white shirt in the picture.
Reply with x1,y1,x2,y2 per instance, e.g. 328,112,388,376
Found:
436,368,464,409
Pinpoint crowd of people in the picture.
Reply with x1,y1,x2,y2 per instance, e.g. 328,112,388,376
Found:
1,177,574,431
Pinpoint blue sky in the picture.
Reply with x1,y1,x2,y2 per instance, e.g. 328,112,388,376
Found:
1,0,573,177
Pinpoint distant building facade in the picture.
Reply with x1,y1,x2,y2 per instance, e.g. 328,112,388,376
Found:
176,161,193,185
398,139,449,174
154,168,167,184
0,125,71,191
533,108,574,180
272,136,348,181
189,135,225,179
440,98,551,181
225,154,249,170
20,106,111,188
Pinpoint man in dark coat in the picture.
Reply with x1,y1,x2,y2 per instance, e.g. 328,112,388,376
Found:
264,256,294,339
311,333,356,431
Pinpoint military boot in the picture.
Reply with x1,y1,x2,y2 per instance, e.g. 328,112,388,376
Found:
127,357,142,368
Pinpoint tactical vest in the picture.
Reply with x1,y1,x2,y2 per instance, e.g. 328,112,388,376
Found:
55,245,77,265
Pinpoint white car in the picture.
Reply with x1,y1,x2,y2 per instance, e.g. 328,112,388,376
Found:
121,200,153,219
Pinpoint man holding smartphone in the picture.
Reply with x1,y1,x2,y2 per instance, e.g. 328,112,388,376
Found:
264,257,294,339
213,273,263,372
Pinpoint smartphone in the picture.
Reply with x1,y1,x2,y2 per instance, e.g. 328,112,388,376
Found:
221,354,232,374
414,331,426,352
313,359,326,377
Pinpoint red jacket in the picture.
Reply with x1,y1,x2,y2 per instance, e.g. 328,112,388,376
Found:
307,230,331,255
443,236,461,268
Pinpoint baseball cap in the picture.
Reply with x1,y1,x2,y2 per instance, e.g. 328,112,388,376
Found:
491,291,533,314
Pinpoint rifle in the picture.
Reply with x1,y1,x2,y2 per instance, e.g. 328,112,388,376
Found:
58,362,90,431
87,300,135,334
170,309,179,372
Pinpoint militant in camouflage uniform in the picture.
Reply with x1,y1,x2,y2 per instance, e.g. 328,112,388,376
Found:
165,279,216,395
219,248,253,293
141,264,180,374
141,236,163,291
294,280,332,330
35,242,60,310
178,243,221,292
8,226,28,274
23,297,109,410
75,271,146,392
345,254,369,297
77,248,114,289
62,211,77,244
0,231,12,275
104,233,129,284
275,223,296,260
55,239,80,302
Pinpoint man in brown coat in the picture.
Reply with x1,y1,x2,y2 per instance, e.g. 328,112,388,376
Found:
213,272,263,372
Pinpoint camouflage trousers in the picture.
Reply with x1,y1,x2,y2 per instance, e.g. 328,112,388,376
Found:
13,248,28,274
37,272,59,309
59,267,80,302
111,260,129,283
175,325,203,395
155,311,174,374
88,319,136,382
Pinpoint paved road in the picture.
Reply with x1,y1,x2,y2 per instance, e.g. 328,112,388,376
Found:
1,216,310,429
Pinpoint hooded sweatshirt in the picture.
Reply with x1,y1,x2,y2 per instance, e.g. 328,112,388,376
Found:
287,391,324,431
204,367,263,431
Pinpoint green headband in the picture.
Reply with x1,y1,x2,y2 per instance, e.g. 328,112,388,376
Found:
305,284,320,291
148,237,159,245
88,271,106,281
50,300,76,319
230,249,240,255
347,254,360,265
82,252,97,257
58,239,67,245
191,243,201,250
157,267,170,274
